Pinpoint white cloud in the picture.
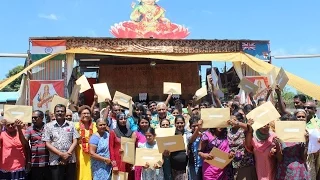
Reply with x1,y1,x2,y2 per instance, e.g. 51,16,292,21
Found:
38,13,58,20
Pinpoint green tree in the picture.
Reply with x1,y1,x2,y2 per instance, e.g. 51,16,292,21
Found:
1,65,24,92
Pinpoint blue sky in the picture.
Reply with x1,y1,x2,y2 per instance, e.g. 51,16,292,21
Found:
0,0,319,90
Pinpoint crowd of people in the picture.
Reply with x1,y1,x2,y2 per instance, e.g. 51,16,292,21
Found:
0,79,319,180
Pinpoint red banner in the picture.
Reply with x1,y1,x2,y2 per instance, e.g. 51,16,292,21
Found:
29,80,64,113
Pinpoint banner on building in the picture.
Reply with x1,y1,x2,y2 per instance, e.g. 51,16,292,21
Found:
29,80,64,113
246,76,270,102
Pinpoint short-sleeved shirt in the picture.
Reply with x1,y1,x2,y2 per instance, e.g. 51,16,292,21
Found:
150,112,175,129
25,124,49,167
42,120,80,165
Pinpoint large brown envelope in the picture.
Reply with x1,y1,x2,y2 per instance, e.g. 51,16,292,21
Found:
70,84,80,104
201,108,230,128
4,105,32,123
50,95,69,114
121,137,135,164
156,135,185,153
163,82,182,95
93,83,112,103
246,101,281,130
275,121,306,142
205,148,233,169
267,67,277,88
275,68,289,90
76,75,91,93
135,148,163,167
155,127,176,137
112,171,128,180
238,78,258,94
113,91,132,109
194,86,207,101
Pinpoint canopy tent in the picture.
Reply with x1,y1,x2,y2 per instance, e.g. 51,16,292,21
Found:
1,49,319,100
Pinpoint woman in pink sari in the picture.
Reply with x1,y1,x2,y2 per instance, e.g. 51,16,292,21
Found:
245,122,278,180
198,128,233,180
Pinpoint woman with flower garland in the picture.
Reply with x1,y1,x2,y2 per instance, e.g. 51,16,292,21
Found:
75,105,97,180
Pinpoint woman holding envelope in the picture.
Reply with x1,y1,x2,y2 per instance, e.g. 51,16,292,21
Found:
244,120,277,180
89,118,112,180
138,127,164,180
274,112,310,180
227,111,257,180
75,105,97,180
198,128,233,180
109,112,137,180
159,119,173,180
170,115,188,180
135,115,150,180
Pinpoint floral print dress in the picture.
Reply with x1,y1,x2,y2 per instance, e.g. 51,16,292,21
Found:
227,128,255,168
275,142,310,180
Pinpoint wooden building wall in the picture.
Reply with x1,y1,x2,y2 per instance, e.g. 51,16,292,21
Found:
99,63,200,102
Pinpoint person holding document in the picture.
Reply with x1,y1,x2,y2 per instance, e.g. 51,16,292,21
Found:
170,115,188,180
198,127,233,180
109,112,137,180
275,113,310,180
244,120,277,180
159,119,172,180
138,127,164,180
227,111,257,180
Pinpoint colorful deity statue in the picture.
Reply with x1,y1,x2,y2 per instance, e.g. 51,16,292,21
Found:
110,0,190,39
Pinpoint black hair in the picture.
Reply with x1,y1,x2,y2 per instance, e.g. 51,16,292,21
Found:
160,119,170,126
232,111,245,122
294,94,307,103
148,101,157,107
280,113,295,121
138,115,150,129
174,115,185,124
33,110,44,118
243,104,254,115
257,98,265,105
145,127,156,136
189,115,200,127
54,104,66,113
133,103,146,118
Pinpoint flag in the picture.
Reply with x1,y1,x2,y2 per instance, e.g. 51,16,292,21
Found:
242,42,256,51
31,40,66,61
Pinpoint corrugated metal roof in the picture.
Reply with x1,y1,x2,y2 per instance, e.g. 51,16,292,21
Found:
0,92,19,103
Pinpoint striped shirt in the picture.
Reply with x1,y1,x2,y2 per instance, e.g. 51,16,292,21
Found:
25,123,49,167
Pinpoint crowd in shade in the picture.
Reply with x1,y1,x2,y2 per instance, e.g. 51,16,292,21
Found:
0,79,319,180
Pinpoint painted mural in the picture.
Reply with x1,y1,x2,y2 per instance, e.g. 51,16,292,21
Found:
110,0,190,39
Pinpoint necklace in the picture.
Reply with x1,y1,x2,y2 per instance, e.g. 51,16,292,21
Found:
80,121,93,153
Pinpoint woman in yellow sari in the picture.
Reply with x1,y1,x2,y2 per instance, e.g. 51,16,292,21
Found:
75,105,97,180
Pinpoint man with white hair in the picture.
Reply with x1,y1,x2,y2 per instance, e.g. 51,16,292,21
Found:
150,102,175,128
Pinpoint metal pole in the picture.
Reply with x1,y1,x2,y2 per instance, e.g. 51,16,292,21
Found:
0,53,28,58
272,54,320,59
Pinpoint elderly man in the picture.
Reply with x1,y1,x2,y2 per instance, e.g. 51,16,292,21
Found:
150,102,175,128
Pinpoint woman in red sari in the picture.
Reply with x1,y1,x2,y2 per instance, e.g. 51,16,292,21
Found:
109,112,137,180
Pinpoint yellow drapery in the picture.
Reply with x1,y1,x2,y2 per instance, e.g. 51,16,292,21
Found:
1,49,320,100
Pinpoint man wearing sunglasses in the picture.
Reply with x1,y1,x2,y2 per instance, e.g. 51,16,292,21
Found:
25,110,51,180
